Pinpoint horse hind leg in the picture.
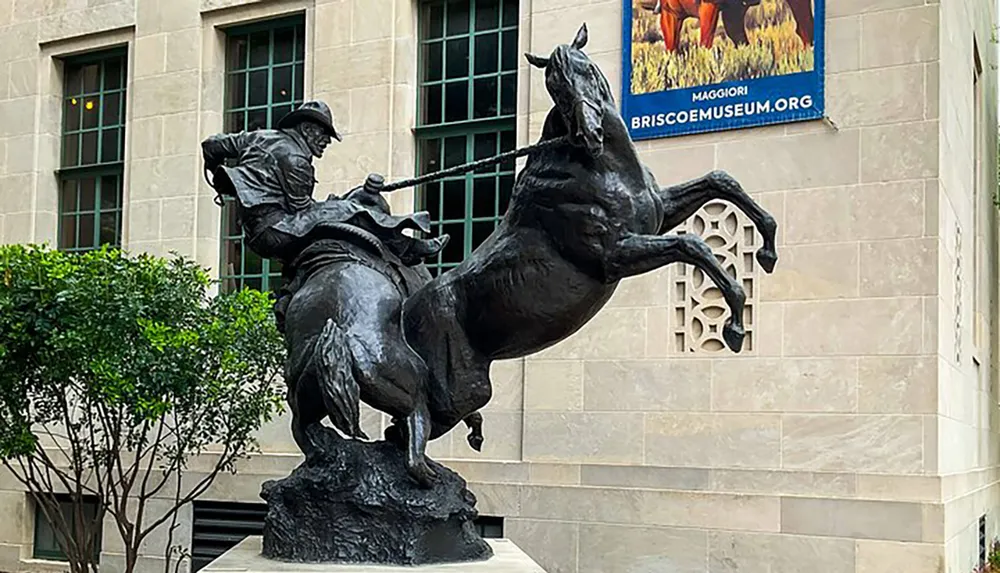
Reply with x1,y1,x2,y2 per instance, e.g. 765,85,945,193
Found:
656,170,778,273
606,233,747,351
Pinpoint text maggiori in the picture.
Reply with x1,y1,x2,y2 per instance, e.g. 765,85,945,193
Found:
630,95,814,129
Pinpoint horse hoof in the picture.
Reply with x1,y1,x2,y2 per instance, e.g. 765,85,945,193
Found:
756,249,778,274
467,432,484,452
723,321,745,353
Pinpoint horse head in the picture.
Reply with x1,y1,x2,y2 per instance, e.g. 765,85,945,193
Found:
525,23,615,158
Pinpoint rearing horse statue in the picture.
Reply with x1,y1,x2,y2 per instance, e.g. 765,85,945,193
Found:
397,23,778,485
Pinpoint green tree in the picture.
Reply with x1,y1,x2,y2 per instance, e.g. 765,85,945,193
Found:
0,245,285,573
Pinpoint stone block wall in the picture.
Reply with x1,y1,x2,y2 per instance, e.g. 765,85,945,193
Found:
0,0,997,572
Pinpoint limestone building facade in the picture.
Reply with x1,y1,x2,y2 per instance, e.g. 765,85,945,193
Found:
0,0,997,572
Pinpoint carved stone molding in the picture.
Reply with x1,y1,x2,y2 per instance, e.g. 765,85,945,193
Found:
671,201,757,354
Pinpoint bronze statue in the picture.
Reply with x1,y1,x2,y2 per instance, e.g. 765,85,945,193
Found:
201,24,777,566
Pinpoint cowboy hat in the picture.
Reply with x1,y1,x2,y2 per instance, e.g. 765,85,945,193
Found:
277,101,343,141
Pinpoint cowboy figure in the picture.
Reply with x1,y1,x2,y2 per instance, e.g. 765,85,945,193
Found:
201,100,447,269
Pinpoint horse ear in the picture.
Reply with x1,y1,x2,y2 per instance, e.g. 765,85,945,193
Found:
572,23,588,50
524,53,549,68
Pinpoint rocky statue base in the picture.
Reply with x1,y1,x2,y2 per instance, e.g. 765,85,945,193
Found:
259,426,491,566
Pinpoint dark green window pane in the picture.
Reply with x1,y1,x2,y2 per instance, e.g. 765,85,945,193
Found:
226,110,246,132
102,92,121,126
60,215,77,249
444,81,468,122
61,179,77,211
473,76,498,118
245,251,263,275
62,134,79,167
501,30,517,70
445,38,469,79
274,27,295,63
444,136,465,168
81,131,98,165
474,34,498,75
500,73,515,115
66,66,84,94
273,66,293,102
244,276,263,292
104,58,122,89
423,84,443,125
249,31,270,67
502,0,517,26
100,176,119,209
446,1,470,35
228,37,248,70
82,98,99,129
475,0,499,31
426,3,445,39
473,176,496,216
442,179,465,221
248,70,268,106
421,138,441,172
100,130,118,163
33,496,102,561
423,181,441,216
441,222,465,261
227,72,247,108
78,214,95,248
65,99,81,131
79,178,96,211
425,42,443,82
99,213,117,245
82,64,100,93
474,131,497,171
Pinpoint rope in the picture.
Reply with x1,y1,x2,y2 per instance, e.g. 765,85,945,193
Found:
381,136,569,192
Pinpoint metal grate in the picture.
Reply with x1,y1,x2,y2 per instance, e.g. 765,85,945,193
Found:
191,501,268,572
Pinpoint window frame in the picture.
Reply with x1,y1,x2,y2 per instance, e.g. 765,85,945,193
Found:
32,493,103,562
217,14,306,294
414,0,519,276
57,47,127,253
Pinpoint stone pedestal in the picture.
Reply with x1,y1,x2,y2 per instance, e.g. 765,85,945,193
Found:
201,537,547,573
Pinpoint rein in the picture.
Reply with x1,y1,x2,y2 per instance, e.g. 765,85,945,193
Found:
205,135,571,201
381,135,570,192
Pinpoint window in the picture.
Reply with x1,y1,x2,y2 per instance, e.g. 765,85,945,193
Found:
219,16,305,293
58,49,126,253
416,0,519,275
33,494,102,561
191,501,267,572
474,515,503,538
973,39,985,356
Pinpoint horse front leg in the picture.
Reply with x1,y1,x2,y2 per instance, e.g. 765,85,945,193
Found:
606,233,747,352
657,170,778,273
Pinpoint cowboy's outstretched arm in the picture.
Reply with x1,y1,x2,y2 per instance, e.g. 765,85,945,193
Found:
201,132,250,169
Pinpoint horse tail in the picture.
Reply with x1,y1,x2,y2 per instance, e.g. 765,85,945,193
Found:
313,318,368,440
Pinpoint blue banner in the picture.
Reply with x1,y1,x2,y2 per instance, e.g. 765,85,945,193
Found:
621,0,825,140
